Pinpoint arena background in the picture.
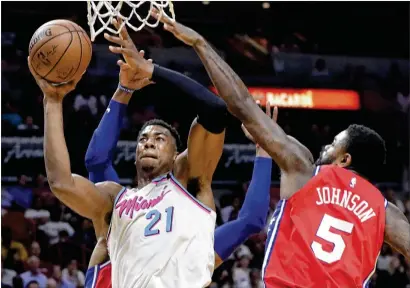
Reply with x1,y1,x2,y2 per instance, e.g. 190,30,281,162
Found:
1,1,409,287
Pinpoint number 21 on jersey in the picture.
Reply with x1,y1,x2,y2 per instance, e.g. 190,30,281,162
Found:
144,206,174,236
311,214,354,264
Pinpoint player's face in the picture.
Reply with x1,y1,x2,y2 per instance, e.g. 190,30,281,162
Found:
136,125,177,174
315,130,351,167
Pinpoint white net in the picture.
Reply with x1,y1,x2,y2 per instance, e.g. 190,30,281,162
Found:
87,0,175,41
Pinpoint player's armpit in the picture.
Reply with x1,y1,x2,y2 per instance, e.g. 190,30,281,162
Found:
384,201,410,260
50,175,121,220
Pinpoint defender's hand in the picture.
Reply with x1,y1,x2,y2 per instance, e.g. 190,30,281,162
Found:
104,18,154,82
117,60,152,91
28,57,80,102
151,8,203,46
242,102,278,157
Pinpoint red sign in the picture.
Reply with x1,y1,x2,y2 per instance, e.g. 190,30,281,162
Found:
210,87,361,110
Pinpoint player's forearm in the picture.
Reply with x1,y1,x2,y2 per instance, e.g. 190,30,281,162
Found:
85,89,127,183
112,88,133,104
43,98,74,190
193,38,307,171
152,64,227,134
193,38,251,119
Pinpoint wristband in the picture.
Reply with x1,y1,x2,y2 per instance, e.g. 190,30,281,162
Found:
118,84,135,94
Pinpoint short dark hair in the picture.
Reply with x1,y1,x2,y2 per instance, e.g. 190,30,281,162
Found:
345,124,386,180
138,119,182,152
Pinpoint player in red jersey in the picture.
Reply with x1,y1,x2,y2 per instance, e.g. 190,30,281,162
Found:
152,14,410,287
85,238,111,288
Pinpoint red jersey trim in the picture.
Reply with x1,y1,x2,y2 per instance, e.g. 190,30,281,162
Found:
262,199,288,286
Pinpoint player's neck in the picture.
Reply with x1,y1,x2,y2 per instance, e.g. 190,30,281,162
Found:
136,169,170,189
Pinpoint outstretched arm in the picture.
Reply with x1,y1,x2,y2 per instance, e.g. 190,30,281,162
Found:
385,201,410,260
151,10,313,174
85,93,126,183
28,59,119,220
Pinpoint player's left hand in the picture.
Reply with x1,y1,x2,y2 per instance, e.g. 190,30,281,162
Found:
150,7,203,46
242,102,278,158
27,56,81,103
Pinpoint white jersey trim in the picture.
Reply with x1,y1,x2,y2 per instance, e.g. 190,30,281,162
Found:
169,173,213,214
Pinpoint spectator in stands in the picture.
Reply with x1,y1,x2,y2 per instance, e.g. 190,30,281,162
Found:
250,268,264,288
20,256,47,288
48,231,81,268
24,196,50,221
4,174,33,210
38,212,75,245
1,226,28,272
62,260,85,288
12,276,24,288
73,219,95,251
73,94,98,116
28,241,53,277
49,265,75,288
221,196,241,223
32,174,51,198
17,116,39,131
1,261,17,288
232,245,253,288
46,278,57,288
2,100,23,128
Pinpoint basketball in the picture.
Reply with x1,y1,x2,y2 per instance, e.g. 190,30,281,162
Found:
28,19,92,84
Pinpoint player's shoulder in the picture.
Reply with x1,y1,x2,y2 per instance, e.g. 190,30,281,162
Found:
95,181,124,202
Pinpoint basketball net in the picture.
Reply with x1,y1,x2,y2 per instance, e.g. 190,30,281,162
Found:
87,0,175,41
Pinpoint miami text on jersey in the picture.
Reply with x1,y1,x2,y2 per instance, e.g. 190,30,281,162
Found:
115,186,172,218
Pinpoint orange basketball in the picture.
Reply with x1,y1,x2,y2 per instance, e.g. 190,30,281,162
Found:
28,19,92,84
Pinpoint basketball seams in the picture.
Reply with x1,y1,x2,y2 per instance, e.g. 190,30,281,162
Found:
31,30,89,81
66,22,83,81
30,20,92,83
43,31,73,79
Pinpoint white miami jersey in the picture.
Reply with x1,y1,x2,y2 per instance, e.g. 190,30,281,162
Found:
107,173,216,288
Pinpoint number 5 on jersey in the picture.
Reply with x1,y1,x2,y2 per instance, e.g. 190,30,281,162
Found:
311,214,354,264
144,206,174,236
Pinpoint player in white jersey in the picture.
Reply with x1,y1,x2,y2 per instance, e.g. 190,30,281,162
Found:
30,16,229,287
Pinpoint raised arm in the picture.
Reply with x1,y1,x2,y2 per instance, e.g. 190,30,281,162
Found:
28,58,120,221
151,10,313,174
104,18,228,209
385,201,410,260
85,50,152,183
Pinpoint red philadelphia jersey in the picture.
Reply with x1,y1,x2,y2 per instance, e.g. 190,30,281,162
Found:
262,165,387,288
85,261,111,288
